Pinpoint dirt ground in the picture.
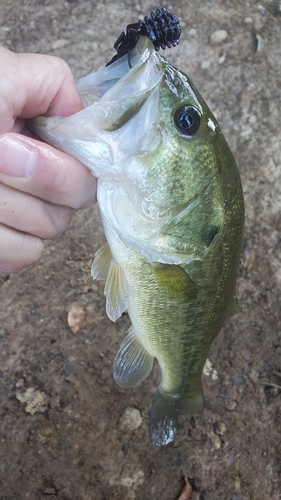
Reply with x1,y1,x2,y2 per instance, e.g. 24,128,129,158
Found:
0,0,281,499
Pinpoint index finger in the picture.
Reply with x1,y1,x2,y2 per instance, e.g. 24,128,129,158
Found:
0,47,83,134
0,134,97,209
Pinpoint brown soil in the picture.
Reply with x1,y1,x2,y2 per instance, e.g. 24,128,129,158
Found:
0,1,281,499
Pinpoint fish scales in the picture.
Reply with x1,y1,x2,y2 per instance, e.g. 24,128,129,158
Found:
30,35,244,446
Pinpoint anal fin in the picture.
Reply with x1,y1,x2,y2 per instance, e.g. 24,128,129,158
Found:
114,328,154,388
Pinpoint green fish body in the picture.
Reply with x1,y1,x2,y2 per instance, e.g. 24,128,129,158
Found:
30,37,244,445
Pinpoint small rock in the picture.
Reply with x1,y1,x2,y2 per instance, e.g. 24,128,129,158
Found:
255,32,266,52
67,304,85,333
210,30,228,45
210,432,221,451
203,358,212,376
16,388,48,415
234,477,241,492
225,400,237,411
247,82,256,92
120,470,144,488
40,426,53,437
16,378,24,388
218,52,226,64
232,377,244,386
201,60,211,70
109,469,145,495
257,4,266,15
248,368,259,383
85,29,95,36
240,126,253,138
118,407,142,431
241,347,251,360
188,28,197,37
203,358,218,380
243,16,253,24
42,488,56,495
249,115,257,124
51,39,71,50
214,421,226,435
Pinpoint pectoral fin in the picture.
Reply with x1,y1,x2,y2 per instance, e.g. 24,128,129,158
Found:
92,243,128,322
104,260,129,322
114,328,154,388
91,242,112,280
148,263,195,298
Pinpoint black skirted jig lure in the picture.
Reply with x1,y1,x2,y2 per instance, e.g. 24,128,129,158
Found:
107,8,181,66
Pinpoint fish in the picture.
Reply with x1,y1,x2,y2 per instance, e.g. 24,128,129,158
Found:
30,35,244,446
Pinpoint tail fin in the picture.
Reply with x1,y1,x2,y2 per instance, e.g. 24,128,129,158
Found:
149,392,179,446
149,390,204,446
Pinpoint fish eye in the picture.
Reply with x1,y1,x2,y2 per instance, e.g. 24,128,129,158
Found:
174,105,200,136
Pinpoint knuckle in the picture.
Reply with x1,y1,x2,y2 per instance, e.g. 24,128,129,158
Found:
42,55,72,86
51,56,72,77
0,224,44,273
46,205,73,236
18,232,44,263
50,160,70,194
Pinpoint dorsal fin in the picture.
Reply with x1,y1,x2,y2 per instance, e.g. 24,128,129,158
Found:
226,296,241,317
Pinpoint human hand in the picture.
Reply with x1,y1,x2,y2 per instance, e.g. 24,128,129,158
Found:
0,47,97,274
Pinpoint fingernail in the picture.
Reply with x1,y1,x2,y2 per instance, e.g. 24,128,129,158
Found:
0,135,38,178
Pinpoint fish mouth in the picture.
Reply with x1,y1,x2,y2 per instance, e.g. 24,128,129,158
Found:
77,36,162,120
77,36,163,133
29,37,163,178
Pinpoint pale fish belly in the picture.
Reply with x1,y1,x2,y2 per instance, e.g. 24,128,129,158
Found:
92,217,210,445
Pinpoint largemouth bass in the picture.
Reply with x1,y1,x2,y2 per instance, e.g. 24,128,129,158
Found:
30,36,244,446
